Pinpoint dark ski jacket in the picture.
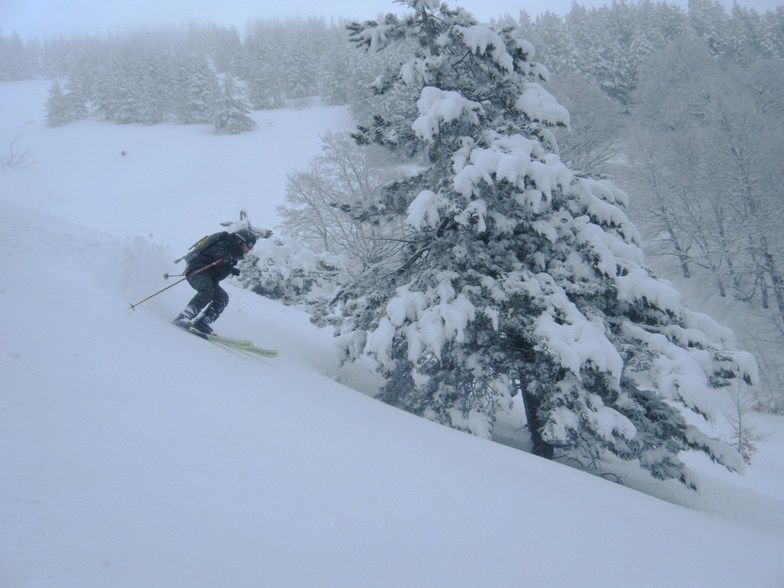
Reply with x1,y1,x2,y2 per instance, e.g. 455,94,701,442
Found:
185,232,245,282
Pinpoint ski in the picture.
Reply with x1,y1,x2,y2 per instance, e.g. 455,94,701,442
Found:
174,323,278,358
191,330,254,347
243,345,279,358
208,335,278,358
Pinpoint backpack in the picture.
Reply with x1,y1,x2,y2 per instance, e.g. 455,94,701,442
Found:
174,231,229,264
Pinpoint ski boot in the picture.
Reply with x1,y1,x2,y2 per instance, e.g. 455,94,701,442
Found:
190,317,216,336
173,306,198,329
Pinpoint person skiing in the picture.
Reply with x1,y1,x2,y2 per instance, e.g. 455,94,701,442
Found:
173,228,257,334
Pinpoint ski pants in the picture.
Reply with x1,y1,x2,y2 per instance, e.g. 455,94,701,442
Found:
185,272,229,323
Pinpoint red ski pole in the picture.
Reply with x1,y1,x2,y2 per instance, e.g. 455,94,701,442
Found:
128,258,223,310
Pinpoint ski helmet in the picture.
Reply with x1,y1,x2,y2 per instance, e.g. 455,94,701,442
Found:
235,229,257,247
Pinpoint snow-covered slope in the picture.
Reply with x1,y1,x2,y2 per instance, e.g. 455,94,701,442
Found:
1,81,783,587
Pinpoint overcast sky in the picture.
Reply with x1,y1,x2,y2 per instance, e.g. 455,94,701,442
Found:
2,0,781,39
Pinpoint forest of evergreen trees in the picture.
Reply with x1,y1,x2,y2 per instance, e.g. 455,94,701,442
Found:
2,1,784,127
1,0,783,478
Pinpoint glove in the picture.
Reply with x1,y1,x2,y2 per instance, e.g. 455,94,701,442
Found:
232,267,241,276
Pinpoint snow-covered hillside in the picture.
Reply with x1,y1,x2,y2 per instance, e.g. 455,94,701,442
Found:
1,81,783,587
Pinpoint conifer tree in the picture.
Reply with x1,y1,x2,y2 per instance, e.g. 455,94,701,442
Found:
45,79,87,127
0,31,30,81
211,74,255,134
240,25,289,109
136,55,167,125
336,0,756,488
285,42,318,100
44,80,71,127
173,55,218,124
318,29,356,105
688,0,732,54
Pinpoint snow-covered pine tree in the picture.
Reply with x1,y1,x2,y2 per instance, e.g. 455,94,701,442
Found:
172,54,217,124
337,0,757,488
317,29,356,106
240,26,288,109
211,74,255,134
135,54,167,125
45,78,88,127
244,60,284,110
45,80,71,127
97,58,144,124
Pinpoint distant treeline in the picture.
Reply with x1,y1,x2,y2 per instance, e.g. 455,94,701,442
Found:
2,1,783,109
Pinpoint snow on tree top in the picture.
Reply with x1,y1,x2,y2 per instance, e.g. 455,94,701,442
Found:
369,278,476,363
409,0,440,10
621,321,718,420
386,285,428,327
512,37,536,61
535,311,624,383
413,87,483,141
452,132,572,204
682,309,736,348
530,272,625,383
454,25,515,73
516,82,571,127
406,189,445,229
586,393,638,442
355,23,396,51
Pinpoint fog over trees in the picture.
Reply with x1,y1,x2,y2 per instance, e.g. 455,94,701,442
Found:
2,0,782,483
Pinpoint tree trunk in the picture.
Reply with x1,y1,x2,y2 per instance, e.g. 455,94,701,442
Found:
520,377,555,460
419,7,441,57
661,215,691,278
762,241,784,320
758,268,770,310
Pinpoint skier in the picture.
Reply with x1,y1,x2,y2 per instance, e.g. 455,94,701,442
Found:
173,228,257,334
